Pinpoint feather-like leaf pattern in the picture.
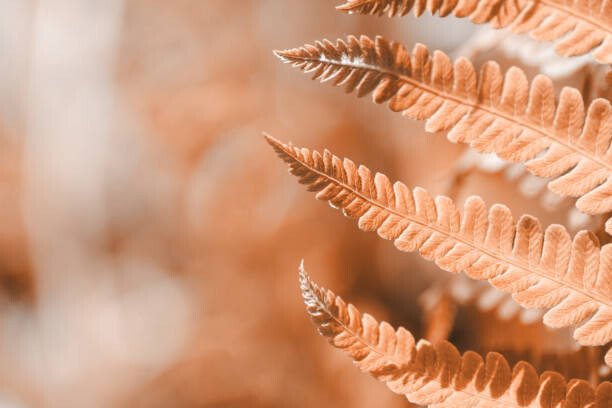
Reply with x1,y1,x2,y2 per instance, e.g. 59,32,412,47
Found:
337,0,612,63
274,36,612,214
266,135,612,348
299,263,612,407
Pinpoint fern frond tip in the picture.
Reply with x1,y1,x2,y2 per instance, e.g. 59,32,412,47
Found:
336,0,408,17
298,259,309,290
298,261,323,301
272,49,290,62
262,131,276,143
273,47,309,64
263,134,293,162
335,1,365,14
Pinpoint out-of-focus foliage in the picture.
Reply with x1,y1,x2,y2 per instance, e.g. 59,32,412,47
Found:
0,1,605,407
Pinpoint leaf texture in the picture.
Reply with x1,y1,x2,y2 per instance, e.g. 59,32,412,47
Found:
336,0,612,63
299,263,612,407
274,36,612,214
266,135,612,348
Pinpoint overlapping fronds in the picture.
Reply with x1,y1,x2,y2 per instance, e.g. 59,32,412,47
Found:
266,135,612,349
274,36,612,215
455,149,597,232
426,275,545,324
456,27,612,102
336,0,612,63
299,263,612,407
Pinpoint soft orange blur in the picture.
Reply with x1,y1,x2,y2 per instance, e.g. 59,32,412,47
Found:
0,1,607,407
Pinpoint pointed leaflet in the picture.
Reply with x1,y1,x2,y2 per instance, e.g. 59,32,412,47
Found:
266,135,612,348
300,263,611,407
275,36,612,214
337,0,612,63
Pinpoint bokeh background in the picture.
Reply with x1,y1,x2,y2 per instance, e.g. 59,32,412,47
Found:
0,1,608,407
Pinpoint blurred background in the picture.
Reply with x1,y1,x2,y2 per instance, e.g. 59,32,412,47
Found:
0,1,608,407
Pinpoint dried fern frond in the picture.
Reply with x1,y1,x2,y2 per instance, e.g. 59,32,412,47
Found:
336,0,612,63
299,263,612,407
274,36,612,215
266,135,612,351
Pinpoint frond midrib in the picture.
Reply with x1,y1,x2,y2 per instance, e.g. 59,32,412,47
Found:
539,0,611,34
285,142,611,308
304,282,517,407
344,0,612,35
285,53,612,175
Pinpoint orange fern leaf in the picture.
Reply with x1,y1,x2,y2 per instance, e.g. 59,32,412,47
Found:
274,36,612,214
299,262,612,407
266,135,612,349
336,0,612,63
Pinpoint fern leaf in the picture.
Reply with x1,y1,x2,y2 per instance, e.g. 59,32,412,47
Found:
266,135,612,348
336,0,612,63
274,36,612,215
299,263,611,407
